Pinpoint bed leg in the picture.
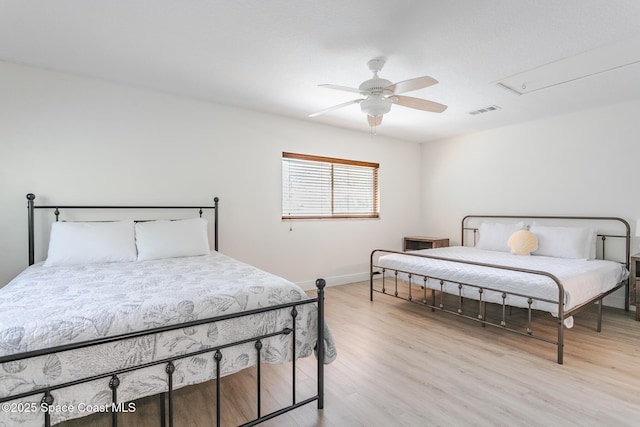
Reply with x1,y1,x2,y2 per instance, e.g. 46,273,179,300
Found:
369,251,376,301
214,350,222,426
394,271,398,297
159,393,166,427
526,298,533,335
478,289,485,327
165,362,175,427
316,278,326,410
422,277,427,304
369,271,374,301
596,301,603,332
557,319,564,365
625,278,630,312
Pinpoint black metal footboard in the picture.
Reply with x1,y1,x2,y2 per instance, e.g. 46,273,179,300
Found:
0,279,326,427
370,249,625,364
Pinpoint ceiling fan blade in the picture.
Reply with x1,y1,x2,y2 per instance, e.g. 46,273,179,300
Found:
319,84,363,94
309,99,363,117
392,95,448,113
367,115,382,126
386,76,438,94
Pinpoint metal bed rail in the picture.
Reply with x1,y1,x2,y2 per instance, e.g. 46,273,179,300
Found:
370,249,573,364
0,280,327,427
371,248,628,364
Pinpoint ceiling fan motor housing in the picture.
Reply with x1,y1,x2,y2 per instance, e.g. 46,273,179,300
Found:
359,75,393,117
359,77,393,95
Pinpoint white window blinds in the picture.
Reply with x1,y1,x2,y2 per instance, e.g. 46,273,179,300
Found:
282,152,379,219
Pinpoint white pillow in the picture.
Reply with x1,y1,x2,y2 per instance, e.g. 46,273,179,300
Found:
475,222,524,252
135,218,210,261
45,220,137,267
530,223,595,259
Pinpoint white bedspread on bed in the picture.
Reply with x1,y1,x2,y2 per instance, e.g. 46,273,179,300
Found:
0,252,336,426
377,246,628,317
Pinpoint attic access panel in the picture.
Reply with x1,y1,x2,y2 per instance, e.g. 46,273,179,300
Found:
497,36,640,95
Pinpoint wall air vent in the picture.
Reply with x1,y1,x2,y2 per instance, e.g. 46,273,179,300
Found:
468,105,501,115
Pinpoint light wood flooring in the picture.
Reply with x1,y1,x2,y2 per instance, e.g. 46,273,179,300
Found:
61,280,640,427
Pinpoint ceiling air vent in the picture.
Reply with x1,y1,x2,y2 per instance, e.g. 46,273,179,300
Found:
468,105,501,115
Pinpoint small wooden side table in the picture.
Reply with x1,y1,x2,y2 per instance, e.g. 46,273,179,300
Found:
629,253,640,320
403,236,449,251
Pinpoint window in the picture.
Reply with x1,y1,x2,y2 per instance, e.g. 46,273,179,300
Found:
282,152,379,219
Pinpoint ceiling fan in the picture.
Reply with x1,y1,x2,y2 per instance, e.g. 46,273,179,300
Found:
309,57,447,127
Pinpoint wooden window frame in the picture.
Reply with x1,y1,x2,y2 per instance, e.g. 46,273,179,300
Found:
282,152,380,220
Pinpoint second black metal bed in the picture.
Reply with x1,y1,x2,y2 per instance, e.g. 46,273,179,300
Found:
370,215,630,364
0,194,332,427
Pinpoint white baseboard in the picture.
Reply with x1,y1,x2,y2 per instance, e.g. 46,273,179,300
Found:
602,286,630,309
296,272,369,291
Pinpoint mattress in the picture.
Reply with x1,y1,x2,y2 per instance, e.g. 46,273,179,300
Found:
377,246,628,318
0,252,336,426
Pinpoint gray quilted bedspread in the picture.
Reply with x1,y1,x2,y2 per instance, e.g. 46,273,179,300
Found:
0,252,336,426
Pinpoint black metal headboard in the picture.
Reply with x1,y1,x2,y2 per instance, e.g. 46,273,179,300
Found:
26,193,219,266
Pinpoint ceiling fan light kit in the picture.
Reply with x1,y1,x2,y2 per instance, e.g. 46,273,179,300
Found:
310,57,447,129
360,95,392,117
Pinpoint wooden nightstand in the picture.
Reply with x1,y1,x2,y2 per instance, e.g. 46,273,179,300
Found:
403,236,449,251
630,253,640,320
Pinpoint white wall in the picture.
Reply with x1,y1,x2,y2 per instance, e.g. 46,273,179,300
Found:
0,61,421,289
420,99,640,308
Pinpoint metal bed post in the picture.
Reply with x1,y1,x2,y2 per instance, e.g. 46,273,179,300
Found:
316,278,326,409
369,251,375,301
255,340,263,419
165,362,175,427
109,374,120,427
41,391,53,427
214,196,219,251
27,193,35,266
557,288,565,365
214,350,222,427
291,306,298,406
624,225,631,311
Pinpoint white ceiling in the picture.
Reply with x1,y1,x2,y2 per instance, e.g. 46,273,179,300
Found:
2,0,640,143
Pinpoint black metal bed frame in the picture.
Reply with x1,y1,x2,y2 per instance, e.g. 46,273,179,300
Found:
0,193,326,427
370,215,630,364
